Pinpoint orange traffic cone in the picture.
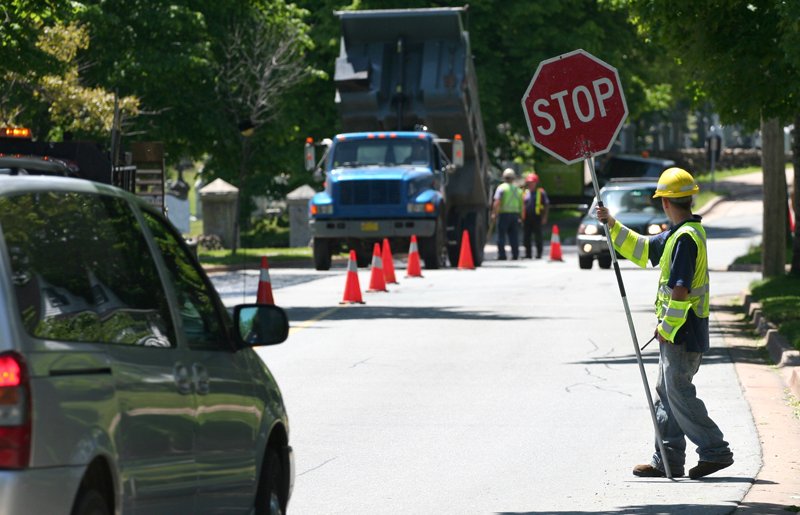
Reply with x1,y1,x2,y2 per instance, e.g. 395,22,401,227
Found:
367,243,387,292
341,250,365,305
382,238,398,284
549,224,563,261
256,256,275,304
406,235,423,278
457,229,475,270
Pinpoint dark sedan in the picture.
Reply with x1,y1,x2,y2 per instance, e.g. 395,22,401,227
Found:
577,179,670,269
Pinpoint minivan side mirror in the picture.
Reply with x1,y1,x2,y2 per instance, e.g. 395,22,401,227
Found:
233,304,289,347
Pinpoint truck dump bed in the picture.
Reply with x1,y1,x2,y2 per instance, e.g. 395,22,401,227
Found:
334,7,489,208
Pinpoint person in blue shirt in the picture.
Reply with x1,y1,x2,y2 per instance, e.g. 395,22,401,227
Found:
597,167,734,480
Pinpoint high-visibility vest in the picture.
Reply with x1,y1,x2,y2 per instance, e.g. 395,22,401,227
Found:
655,221,710,320
498,183,523,213
610,220,710,341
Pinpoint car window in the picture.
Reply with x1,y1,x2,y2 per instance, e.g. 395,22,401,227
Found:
142,211,229,351
0,191,175,347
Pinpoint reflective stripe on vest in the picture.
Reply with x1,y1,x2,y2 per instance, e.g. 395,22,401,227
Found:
499,183,523,213
535,188,544,215
656,221,710,319
609,223,650,268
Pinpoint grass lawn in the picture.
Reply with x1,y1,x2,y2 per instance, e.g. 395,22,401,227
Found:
749,274,800,351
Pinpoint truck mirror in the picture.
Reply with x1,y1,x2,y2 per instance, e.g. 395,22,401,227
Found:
452,136,464,168
304,139,316,172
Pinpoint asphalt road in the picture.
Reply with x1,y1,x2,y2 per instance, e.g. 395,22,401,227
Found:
210,186,767,514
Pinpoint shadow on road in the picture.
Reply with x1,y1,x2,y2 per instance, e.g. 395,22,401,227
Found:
285,305,556,322
495,497,796,515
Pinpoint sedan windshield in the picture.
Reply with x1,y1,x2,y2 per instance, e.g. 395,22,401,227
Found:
595,187,662,216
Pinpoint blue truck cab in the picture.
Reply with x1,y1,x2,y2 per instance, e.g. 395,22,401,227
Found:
308,131,458,269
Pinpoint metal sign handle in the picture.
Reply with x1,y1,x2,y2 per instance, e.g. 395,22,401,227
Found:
587,156,673,479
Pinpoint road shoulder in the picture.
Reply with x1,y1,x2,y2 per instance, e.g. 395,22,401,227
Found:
713,296,800,514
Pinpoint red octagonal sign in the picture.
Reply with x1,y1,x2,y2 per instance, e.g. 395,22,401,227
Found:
522,49,628,165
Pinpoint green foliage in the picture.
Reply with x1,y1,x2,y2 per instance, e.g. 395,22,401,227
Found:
750,275,800,351
631,1,800,127
240,217,290,248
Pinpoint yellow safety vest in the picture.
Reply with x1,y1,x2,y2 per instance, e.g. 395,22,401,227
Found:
498,183,523,213
610,220,709,342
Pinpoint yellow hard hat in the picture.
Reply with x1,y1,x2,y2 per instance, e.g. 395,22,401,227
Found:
653,167,700,198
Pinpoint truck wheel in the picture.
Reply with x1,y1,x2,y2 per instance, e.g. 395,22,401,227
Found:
355,248,372,268
446,212,462,267
313,238,332,271
463,211,486,266
421,218,447,269
597,255,612,269
579,255,593,269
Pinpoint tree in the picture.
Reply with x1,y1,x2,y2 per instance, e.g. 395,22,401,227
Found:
212,4,314,252
632,1,799,278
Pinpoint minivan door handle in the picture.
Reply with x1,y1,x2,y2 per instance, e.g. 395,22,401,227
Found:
192,363,210,395
173,362,193,395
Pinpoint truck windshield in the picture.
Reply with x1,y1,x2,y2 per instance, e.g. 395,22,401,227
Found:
332,139,429,167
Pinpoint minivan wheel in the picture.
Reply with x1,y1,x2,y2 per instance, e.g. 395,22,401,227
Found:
597,255,612,269
578,255,593,269
72,488,109,515
256,448,286,515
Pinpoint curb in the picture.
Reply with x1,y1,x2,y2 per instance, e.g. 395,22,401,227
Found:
743,292,800,399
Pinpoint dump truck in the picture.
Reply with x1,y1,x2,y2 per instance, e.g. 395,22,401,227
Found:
305,7,491,270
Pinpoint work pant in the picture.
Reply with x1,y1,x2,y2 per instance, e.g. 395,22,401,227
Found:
523,216,544,259
496,213,520,260
650,341,734,473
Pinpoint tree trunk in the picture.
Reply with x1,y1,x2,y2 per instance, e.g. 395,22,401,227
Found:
792,115,800,276
761,116,787,278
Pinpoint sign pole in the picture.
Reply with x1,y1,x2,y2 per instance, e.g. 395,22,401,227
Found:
586,155,673,479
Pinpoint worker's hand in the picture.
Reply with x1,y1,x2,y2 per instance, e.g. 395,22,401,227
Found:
596,206,615,227
654,327,667,344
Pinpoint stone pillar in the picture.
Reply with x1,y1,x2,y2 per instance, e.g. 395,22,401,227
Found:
286,185,316,248
199,178,239,249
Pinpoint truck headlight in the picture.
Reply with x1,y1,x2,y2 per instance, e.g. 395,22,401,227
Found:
407,202,435,214
647,223,667,235
310,204,333,216
580,223,599,235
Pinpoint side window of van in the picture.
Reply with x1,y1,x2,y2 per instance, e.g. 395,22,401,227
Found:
0,192,175,347
141,212,228,351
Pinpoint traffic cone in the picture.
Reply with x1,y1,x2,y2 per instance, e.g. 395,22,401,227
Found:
340,250,365,305
256,256,275,304
382,238,398,284
457,229,475,270
549,224,563,261
406,235,423,278
367,243,387,292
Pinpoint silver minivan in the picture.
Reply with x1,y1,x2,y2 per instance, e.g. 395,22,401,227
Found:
0,176,293,514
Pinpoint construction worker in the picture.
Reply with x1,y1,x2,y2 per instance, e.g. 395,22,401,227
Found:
522,172,549,259
596,167,734,480
492,168,523,260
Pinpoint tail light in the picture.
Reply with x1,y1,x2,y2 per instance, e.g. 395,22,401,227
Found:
0,353,31,468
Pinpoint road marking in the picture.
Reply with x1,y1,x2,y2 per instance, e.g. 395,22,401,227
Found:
289,306,340,335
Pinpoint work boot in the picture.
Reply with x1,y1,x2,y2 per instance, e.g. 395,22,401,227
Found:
632,464,684,478
688,461,732,479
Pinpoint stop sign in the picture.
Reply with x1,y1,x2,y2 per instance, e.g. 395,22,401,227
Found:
521,49,628,165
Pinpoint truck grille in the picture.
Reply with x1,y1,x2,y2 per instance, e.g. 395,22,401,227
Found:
338,180,402,205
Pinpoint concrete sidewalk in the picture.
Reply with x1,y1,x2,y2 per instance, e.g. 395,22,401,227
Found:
703,171,800,514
